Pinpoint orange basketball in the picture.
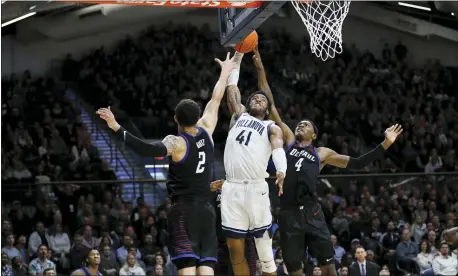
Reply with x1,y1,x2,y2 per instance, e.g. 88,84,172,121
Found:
234,31,258,54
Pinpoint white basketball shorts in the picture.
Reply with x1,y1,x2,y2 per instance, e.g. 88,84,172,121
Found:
220,179,272,239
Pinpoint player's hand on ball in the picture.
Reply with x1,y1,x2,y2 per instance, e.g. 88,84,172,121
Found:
252,45,264,70
96,106,120,131
215,52,237,79
384,124,403,145
275,171,285,196
210,179,225,192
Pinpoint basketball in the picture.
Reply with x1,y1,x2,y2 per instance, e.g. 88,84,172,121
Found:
234,31,258,53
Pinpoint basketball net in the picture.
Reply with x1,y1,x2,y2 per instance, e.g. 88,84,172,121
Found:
291,0,351,61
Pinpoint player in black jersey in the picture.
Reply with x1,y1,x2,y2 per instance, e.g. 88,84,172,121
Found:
97,53,237,276
251,47,403,276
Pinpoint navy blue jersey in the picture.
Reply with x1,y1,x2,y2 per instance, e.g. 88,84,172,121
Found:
167,127,214,202
280,142,321,207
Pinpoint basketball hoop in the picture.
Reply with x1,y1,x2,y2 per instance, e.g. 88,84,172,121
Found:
291,0,351,61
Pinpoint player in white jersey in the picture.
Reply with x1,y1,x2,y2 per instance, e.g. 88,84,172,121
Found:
221,52,287,276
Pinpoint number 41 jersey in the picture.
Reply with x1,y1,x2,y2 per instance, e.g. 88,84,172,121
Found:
224,113,274,180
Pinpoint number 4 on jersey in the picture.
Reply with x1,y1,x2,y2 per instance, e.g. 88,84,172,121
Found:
295,158,304,171
235,130,252,146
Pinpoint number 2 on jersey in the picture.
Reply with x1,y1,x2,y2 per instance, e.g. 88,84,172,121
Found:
295,158,304,171
196,152,206,173
235,130,252,146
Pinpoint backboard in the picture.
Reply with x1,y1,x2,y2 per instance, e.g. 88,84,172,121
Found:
218,1,286,47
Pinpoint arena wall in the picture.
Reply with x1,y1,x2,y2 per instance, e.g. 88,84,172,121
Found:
2,4,457,75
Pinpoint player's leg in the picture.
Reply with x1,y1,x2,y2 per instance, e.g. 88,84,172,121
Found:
197,201,218,276
221,181,250,275
245,236,259,276
251,182,276,276
167,201,198,275
305,204,337,276
279,208,306,276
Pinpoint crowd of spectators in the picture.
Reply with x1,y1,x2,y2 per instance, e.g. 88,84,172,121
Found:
2,21,458,276
67,22,457,176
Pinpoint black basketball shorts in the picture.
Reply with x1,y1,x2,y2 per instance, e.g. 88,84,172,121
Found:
279,203,334,271
167,198,218,268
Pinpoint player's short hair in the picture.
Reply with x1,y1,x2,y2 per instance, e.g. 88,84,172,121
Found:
246,90,272,116
300,119,319,136
175,99,201,127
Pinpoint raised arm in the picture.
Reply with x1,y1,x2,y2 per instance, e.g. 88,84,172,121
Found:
197,52,236,136
226,52,247,128
269,124,287,196
319,124,403,169
96,107,185,158
253,46,295,146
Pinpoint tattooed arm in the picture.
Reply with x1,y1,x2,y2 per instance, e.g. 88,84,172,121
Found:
227,52,246,129
97,106,186,158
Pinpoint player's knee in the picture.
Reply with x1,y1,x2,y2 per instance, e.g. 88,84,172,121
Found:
254,232,276,273
226,238,245,264
320,264,337,276
284,260,303,273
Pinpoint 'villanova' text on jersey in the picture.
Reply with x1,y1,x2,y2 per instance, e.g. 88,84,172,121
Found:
224,113,274,180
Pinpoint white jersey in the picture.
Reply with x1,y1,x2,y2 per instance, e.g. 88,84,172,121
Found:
224,113,274,180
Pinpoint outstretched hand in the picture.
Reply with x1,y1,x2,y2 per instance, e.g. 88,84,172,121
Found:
96,107,119,131
215,52,237,79
252,45,263,70
384,124,403,145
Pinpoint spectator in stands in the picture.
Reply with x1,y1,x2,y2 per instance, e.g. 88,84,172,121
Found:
1,251,13,276
28,222,50,258
82,225,100,249
69,234,89,270
432,242,458,276
416,240,434,273
331,234,346,264
116,236,140,265
15,235,28,263
100,245,119,276
410,214,427,244
339,266,348,276
28,244,55,276
119,253,145,276
2,234,21,259
396,228,419,274
349,246,380,275
11,256,27,276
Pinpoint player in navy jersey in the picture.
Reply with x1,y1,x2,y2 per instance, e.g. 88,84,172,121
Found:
251,46,403,276
70,249,102,276
97,53,237,276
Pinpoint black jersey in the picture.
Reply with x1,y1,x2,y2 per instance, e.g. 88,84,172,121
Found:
167,127,214,202
280,142,321,207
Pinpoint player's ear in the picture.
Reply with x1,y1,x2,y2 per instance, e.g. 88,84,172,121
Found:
173,115,178,124
312,134,317,140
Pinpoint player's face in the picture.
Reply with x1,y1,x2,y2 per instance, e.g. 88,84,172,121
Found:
295,121,315,141
87,249,101,265
249,94,268,116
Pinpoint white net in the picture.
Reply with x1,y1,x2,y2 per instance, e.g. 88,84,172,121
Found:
291,0,351,61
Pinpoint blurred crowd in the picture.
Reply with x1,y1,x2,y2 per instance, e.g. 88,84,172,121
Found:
2,21,458,276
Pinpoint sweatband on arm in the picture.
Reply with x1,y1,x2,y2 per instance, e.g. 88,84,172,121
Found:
347,144,385,169
227,69,240,86
272,148,287,176
115,126,168,157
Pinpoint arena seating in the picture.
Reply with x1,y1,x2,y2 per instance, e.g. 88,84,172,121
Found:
1,22,457,276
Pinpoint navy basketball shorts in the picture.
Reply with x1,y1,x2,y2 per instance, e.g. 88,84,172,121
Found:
167,199,218,267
